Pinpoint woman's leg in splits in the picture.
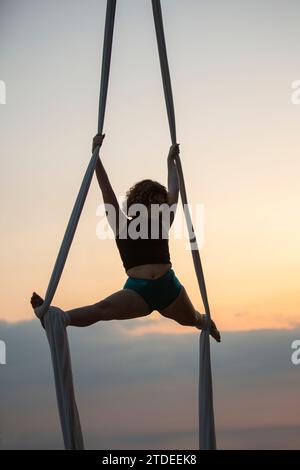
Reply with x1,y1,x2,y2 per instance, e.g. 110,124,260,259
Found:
159,286,221,342
30,289,152,327
66,289,151,327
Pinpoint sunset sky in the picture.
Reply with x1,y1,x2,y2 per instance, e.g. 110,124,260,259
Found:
1,0,300,331
1,0,300,452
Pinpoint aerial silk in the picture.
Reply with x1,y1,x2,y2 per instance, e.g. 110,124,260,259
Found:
34,0,216,450
151,0,216,450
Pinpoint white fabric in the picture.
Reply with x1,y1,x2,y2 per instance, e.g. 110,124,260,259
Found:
35,305,84,450
199,330,216,449
33,148,99,449
34,0,116,449
151,0,217,449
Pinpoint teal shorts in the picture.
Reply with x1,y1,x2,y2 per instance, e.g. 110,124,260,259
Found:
123,268,182,311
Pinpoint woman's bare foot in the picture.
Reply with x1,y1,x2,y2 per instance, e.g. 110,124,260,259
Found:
30,292,46,328
198,314,221,342
30,292,44,309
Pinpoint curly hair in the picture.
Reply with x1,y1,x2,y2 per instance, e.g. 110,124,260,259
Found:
125,179,168,216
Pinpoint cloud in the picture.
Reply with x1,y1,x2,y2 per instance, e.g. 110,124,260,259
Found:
0,318,300,449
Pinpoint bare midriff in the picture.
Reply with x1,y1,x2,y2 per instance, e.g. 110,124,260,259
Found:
126,263,172,280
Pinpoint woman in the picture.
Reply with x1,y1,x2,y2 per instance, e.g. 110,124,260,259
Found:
31,134,220,342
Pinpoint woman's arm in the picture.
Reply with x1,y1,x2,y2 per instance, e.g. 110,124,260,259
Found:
167,144,180,225
93,134,127,235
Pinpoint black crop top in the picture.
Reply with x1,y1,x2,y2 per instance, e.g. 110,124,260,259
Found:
115,215,171,271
